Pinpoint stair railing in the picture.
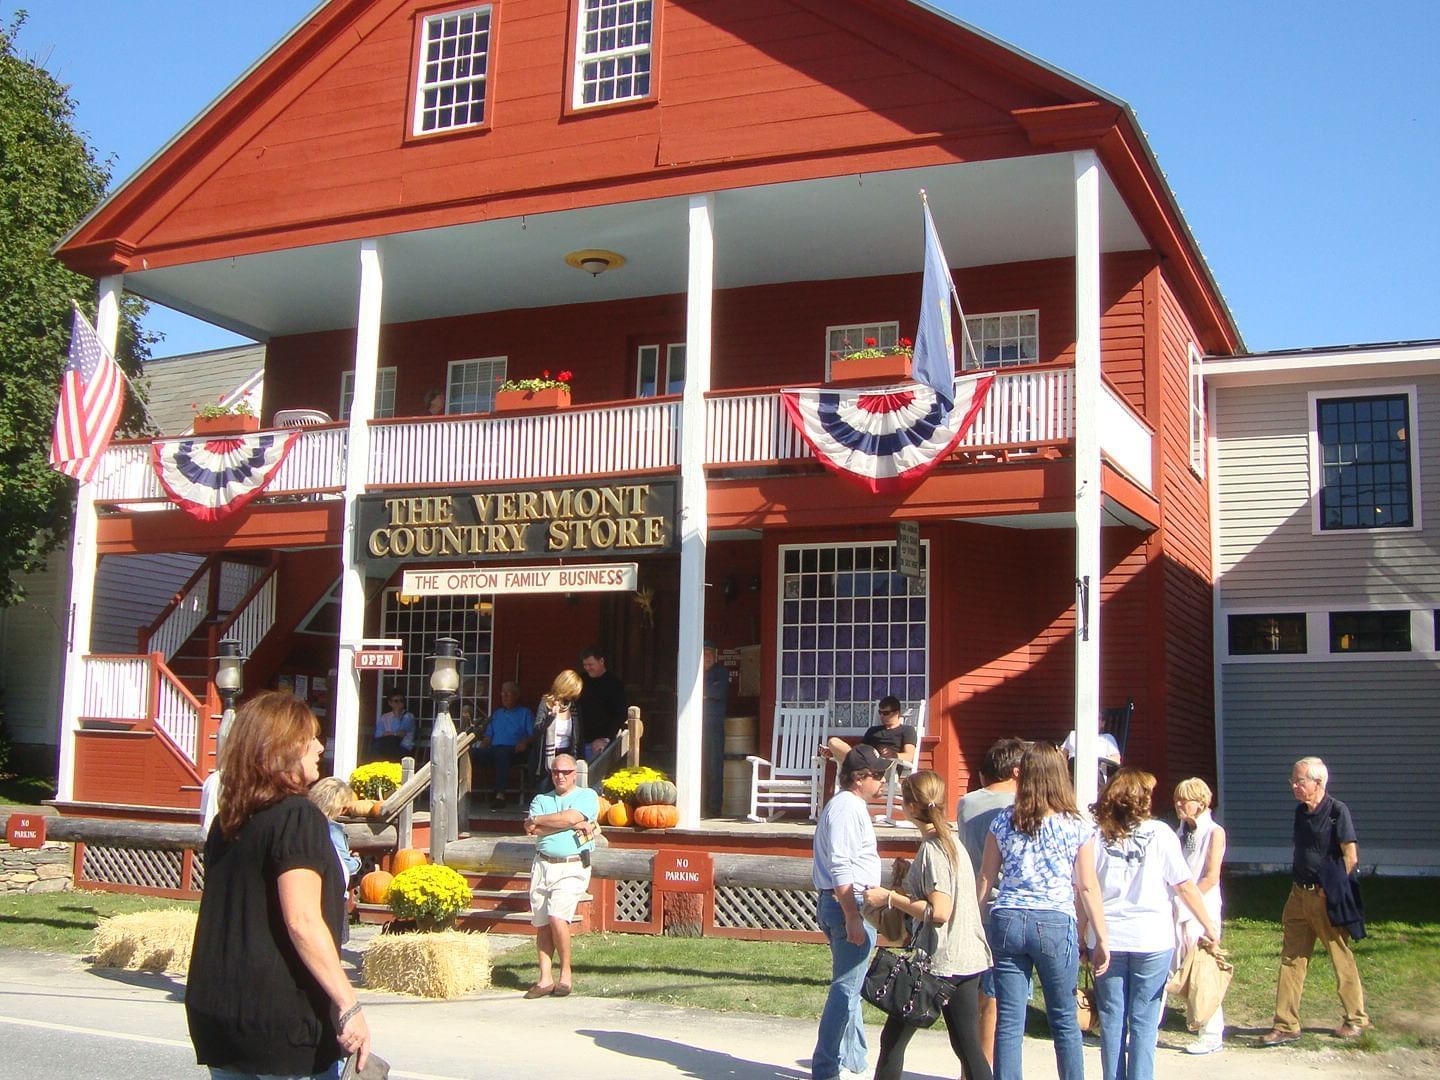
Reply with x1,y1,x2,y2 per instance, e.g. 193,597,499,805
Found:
152,652,204,766
139,558,216,661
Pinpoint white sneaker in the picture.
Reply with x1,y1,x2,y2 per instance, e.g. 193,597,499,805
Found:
840,1069,870,1080
1185,1036,1224,1055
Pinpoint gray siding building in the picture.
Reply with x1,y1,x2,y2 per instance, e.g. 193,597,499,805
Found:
1206,341,1440,872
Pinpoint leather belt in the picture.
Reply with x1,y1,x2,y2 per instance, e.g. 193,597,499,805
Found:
538,853,583,864
1294,882,1322,891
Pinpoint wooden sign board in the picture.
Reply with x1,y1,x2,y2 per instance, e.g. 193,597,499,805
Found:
354,649,403,671
896,520,921,579
403,562,638,597
652,849,713,894
6,813,46,849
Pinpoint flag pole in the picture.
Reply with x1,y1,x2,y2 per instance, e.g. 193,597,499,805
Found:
918,190,978,367
71,300,164,434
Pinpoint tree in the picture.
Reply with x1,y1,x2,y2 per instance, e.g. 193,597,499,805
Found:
0,14,155,607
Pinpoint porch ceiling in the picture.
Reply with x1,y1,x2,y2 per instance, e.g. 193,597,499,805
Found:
125,155,1147,342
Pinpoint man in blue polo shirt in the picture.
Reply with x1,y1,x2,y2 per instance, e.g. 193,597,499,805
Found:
523,753,599,999
471,681,533,809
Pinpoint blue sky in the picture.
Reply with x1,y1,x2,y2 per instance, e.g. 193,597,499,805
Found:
8,1,1438,357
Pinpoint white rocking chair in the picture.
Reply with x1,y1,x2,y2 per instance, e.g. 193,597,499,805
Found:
746,705,829,821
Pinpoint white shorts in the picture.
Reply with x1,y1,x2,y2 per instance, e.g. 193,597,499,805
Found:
529,857,591,925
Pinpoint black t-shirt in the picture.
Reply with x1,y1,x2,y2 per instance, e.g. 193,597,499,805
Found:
580,669,627,742
864,723,918,758
186,795,346,1074
1292,794,1357,885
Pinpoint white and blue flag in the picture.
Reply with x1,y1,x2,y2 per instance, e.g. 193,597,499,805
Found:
911,199,957,412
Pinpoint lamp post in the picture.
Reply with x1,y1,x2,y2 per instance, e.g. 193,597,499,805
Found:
427,636,463,862
213,637,247,759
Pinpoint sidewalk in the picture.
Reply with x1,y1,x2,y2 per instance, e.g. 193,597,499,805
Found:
0,942,1432,1079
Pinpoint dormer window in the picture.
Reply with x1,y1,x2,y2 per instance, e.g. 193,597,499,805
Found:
413,6,493,135
572,0,654,108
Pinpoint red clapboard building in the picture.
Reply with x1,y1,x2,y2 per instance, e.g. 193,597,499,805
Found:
51,0,1239,859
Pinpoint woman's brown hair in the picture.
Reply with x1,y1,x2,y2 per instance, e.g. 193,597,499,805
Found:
545,669,583,706
902,769,961,872
1092,767,1157,842
1012,742,1079,834
217,690,319,839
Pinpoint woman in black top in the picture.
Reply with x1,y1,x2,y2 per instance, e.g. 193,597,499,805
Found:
532,669,586,791
186,691,371,1078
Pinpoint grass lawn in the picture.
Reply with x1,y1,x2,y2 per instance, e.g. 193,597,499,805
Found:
0,890,197,954
0,773,55,807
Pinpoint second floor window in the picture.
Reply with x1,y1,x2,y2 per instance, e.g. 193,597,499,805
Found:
1316,392,1414,530
636,343,685,397
1330,610,1411,653
573,0,653,108
339,367,397,420
413,6,493,135
962,310,1039,369
447,356,507,414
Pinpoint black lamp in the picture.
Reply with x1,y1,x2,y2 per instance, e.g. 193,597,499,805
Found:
428,636,463,718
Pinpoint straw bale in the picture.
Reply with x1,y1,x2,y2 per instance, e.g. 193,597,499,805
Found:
362,929,491,998
90,908,198,973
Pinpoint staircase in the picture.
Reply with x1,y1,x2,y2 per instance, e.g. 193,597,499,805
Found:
356,866,594,936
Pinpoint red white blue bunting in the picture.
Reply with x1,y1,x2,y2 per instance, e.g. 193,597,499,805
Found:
150,431,300,522
781,372,996,493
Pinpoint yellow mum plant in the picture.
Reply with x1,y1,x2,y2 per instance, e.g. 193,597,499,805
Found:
387,864,472,929
601,765,669,801
350,761,403,800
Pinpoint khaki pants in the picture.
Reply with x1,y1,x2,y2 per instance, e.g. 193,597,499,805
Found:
1273,884,1368,1032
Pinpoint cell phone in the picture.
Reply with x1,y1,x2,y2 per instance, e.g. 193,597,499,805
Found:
580,849,591,869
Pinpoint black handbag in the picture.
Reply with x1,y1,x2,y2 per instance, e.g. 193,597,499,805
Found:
861,943,953,1028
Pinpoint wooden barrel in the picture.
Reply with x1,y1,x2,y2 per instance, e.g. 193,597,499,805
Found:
721,716,758,817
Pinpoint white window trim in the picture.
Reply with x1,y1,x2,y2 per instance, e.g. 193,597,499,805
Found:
960,308,1041,371
446,355,507,414
634,342,686,398
412,5,493,137
1307,384,1422,535
340,366,397,420
1188,342,1206,478
1220,603,1435,663
824,321,900,380
571,0,654,110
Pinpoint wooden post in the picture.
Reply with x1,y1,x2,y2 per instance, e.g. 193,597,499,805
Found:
430,705,457,865
626,706,644,768
397,756,414,851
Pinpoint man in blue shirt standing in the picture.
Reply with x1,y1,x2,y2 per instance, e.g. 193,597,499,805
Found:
702,641,729,817
523,753,599,999
471,681,534,809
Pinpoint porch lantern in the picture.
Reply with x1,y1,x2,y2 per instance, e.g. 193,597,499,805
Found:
213,637,247,755
428,636,463,716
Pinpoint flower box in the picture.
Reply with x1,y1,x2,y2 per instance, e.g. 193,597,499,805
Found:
192,414,261,435
494,387,572,413
827,353,913,387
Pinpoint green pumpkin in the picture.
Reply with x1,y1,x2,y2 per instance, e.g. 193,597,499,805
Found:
635,779,678,806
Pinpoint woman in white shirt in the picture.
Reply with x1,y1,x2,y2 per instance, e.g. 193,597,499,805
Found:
1173,776,1227,1055
1084,769,1219,1080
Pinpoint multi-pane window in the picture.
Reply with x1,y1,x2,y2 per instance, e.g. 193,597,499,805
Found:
446,357,507,414
777,541,929,726
636,343,686,397
573,0,653,108
1330,610,1411,653
1228,613,1306,655
1189,343,1206,476
413,6,492,135
962,310,1039,369
339,367,397,421
1317,393,1413,530
380,589,494,752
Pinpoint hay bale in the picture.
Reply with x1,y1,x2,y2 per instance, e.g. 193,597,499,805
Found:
362,929,490,999
90,908,198,974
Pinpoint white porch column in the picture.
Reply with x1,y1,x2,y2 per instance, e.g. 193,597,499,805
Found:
1072,151,1103,809
675,193,714,827
334,239,383,780
56,275,123,801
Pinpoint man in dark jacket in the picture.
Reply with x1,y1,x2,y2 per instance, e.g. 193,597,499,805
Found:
1260,756,1370,1045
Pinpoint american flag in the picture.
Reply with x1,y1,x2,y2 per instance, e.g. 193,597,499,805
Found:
49,306,126,483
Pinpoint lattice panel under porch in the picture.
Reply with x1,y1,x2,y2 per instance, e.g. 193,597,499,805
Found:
713,886,820,932
612,878,652,923
190,852,206,891
81,845,184,891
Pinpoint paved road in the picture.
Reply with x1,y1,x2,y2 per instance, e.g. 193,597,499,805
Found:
0,945,1428,1079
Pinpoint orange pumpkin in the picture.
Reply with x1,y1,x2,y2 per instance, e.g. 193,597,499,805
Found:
367,799,387,818
348,799,375,817
359,869,393,905
392,848,428,873
605,801,632,827
633,803,680,830
597,795,612,820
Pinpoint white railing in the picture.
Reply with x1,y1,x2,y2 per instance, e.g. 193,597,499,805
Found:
220,569,278,659
80,656,151,721
154,666,201,764
706,367,1077,465
89,426,348,505
1099,382,1154,489
148,567,211,661
217,560,266,613
367,400,682,487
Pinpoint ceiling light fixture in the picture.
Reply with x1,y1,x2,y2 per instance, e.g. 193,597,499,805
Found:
565,248,626,277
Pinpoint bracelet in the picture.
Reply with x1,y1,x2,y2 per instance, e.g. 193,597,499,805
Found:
887,890,897,910
337,1003,362,1030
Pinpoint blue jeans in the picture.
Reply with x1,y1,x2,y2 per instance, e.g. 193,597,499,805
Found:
1094,949,1171,1080
471,742,519,794
812,890,876,1078
988,906,1084,1080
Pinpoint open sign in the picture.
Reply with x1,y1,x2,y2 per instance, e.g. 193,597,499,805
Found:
354,649,403,670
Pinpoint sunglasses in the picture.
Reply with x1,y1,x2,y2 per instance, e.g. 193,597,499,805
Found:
551,768,576,776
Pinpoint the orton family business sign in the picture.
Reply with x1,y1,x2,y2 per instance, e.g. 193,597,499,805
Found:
356,480,678,561
402,563,638,596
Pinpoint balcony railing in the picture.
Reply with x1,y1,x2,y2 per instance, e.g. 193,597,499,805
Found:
90,366,1148,504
